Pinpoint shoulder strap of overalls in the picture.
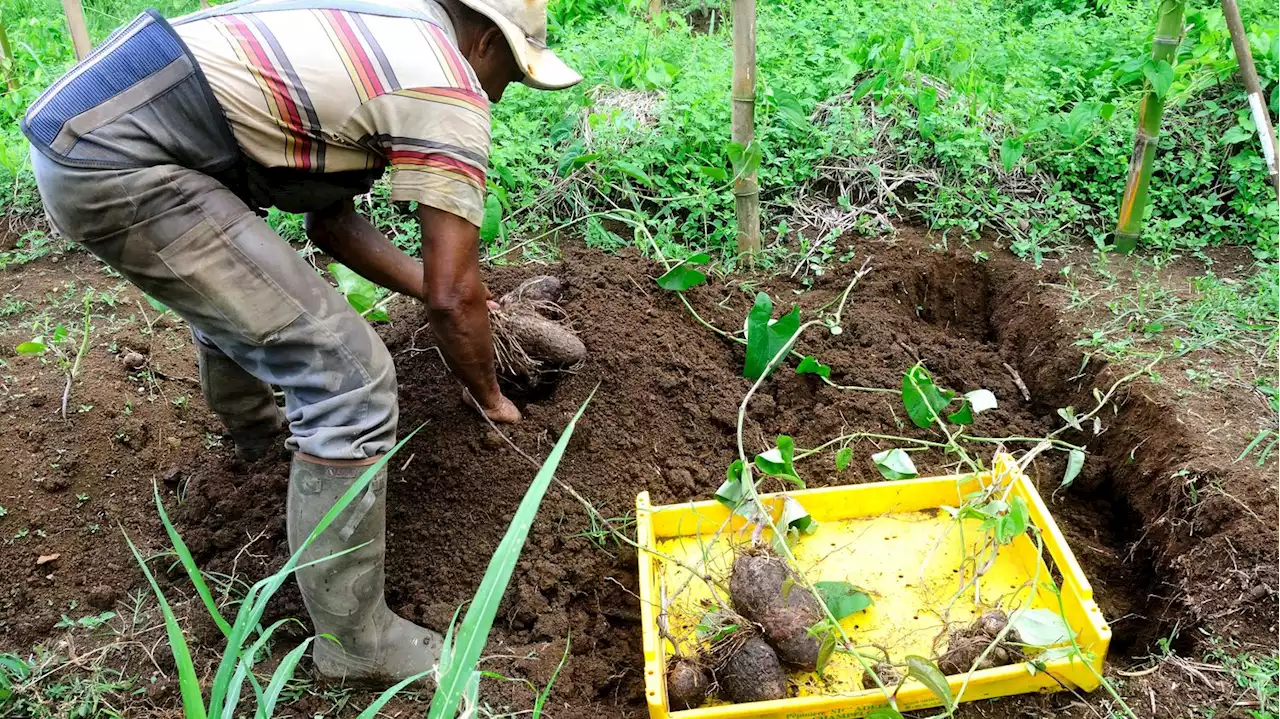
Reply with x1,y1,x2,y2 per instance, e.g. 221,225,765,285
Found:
172,0,439,26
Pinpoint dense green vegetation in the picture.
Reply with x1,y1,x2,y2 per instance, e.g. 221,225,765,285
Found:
1,0,1277,263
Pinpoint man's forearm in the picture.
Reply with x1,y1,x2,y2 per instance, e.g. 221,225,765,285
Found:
419,205,504,408
306,200,424,301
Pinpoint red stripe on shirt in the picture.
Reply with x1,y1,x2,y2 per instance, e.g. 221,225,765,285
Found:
324,9,384,98
223,16,313,169
423,23,474,90
388,150,485,183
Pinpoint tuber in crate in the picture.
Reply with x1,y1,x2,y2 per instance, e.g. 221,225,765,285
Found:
636,453,1111,719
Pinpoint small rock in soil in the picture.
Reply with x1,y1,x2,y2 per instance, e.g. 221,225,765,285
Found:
87,584,121,609
121,352,147,370
716,635,787,704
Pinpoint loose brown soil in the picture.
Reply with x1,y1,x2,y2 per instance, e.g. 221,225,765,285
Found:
0,227,1275,718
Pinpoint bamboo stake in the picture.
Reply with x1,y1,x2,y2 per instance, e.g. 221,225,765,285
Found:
731,0,759,256
1221,0,1278,196
61,0,92,60
1114,0,1184,254
0,15,17,92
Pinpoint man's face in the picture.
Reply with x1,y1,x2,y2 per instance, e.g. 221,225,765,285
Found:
467,27,524,103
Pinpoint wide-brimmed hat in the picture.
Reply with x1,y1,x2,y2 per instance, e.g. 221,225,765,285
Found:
456,0,582,90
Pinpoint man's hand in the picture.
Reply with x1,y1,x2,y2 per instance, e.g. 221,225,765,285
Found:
419,205,517,424
467,390,521,424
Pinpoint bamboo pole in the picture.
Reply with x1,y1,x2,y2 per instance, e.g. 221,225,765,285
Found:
61,0,92,60
731,0,759,256
0,15,17,92
1114,0,1184,254
1221,0,1278,196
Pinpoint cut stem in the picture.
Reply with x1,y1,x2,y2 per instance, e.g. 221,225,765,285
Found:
1113,0,1185,252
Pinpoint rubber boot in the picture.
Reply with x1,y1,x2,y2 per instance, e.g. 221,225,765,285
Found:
287,454,443,683
196,343,285,460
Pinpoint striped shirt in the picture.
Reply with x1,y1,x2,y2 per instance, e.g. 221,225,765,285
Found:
175,1,489,225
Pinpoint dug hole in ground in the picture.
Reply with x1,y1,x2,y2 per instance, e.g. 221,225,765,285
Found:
0,229,1275,718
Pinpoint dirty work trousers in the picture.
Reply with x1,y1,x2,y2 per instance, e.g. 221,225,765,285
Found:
30,150,398,460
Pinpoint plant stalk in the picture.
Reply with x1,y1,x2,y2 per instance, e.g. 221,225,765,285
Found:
1113,0,1185,253
0,15,16,91
1221,0,1279,196
61,0,92,60
731,0,759,257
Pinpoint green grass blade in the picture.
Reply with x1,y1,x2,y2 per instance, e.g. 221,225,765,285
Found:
428,386,597,719
152,481,232,639
208,425,423,717
216,618,297,719
259,636,316,718
532,634,570,718
122,529,209,719
354,669,433,719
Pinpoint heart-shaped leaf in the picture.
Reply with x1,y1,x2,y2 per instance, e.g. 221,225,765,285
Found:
1010,609,1074,648
872,448,918,480
755,436,801,486
902,365,955,429
814,581,873,619
796,356,831,378
906,655,952,708
1061,449,1085,489
835,447,853,471
744,293,801,380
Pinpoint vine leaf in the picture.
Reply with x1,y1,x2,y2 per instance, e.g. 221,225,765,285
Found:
755,435,802,486
995,496,1030,544
866,711,905,719
902,365,954,429
655,253,710,292
479,195,502,243
905,655,953,708
1010,609,1074,648
1060,450,1085,489
744,293,801,380
835,447,853,471
871,448,918,480
796,356,831,377
329,263,389,322
814,581,872,620
778,496,816,534
715,460,747,508
15,340,46,356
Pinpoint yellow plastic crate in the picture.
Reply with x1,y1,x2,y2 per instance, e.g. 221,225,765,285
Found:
636,453,1111,719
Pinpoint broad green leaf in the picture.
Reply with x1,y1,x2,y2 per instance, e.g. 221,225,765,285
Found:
796,356,831,378
815,628,838,670
755,435,801,486
778,495,816,534
52,324,67,343
1057,406,1083,431
906,655,953,707
915,86,937,115
330,263,390,323
655,265,707,292
902,365,955,429
744,293,801,380
696,165,729,183
814,580,872,619
1000,137,1025,172
866,710,905,719
614,160,653,186
15,340,46,356
1142,59,1174,99
716,460,747,507
1010,609,1074,648
947,399,974,426
428,388,598,719
835,447,853,471
995,496,1029,544
479,195,502,243
1061,449,1085,489
1221,126,1252,145
727,140,763,178
850,73,885,103
555,141,585,177
872,448,918,480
